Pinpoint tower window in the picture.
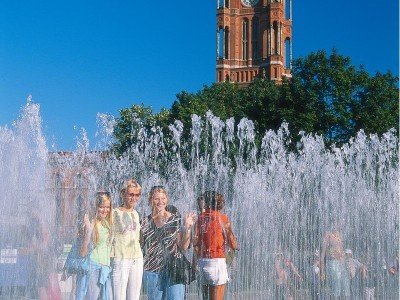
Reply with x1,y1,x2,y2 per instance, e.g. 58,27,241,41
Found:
273,21,279,55
224,26,229,59
75,173,82,188
217,0,229,8
55,173,62,188
242,19,249,60
217,27,224,59
285,0,291,19
285,38,291,69
252,17,259,60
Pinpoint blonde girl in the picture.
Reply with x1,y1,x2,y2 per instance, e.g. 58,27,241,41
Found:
76,191,113,300
141,186,196,300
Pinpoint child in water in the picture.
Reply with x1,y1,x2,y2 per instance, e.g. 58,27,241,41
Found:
194,191,238,300
76,191,113,300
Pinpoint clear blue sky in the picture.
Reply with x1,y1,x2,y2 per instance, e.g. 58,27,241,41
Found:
1,0,398,150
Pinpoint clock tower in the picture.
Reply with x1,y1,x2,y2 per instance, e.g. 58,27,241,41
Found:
216,0,292,84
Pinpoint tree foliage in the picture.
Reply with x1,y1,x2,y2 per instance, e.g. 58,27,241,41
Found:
113,50,398,154
113,104,170,155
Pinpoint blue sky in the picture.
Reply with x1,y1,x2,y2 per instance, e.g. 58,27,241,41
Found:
1,0,398,150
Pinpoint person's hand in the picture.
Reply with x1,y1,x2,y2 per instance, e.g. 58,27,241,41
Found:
83,213,94,235
389,267,398,275
320,272,326,281
184,212,197,229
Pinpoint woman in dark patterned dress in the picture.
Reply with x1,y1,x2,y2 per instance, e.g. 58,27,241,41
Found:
141,186,196,300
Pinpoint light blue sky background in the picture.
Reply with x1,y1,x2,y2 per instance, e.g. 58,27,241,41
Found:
1,0,398,150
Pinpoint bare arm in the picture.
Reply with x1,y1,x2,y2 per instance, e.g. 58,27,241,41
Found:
320,233,329,280
360,264,368,279
275,259,282,275
225,221,238,251
177,212,196,251
193,222,200,257
289,261,302,281
79,214,94,257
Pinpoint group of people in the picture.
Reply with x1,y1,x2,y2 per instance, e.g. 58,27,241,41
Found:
65,179,238,300
274,218,399,300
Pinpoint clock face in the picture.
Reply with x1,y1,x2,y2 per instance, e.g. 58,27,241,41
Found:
241,0,259,7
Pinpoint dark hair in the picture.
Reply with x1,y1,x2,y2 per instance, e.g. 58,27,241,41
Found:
203,191,224,211
196,195,205,212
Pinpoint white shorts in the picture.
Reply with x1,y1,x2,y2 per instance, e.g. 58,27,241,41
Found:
197,258,229,286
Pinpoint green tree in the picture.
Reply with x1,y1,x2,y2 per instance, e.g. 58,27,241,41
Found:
288,49,398,144
113,104,170,155
112,50,398,155
352,71,399,135
243,78,281,134
169,82,245,138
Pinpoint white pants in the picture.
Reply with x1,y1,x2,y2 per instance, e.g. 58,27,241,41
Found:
112,258,144,300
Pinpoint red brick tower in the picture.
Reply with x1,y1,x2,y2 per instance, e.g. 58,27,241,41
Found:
216,0,292,84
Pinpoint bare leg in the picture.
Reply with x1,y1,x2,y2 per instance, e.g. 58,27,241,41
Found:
38,287,48,300
209,284,226,300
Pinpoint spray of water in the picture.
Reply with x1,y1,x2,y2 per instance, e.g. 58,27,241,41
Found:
0,101,398,299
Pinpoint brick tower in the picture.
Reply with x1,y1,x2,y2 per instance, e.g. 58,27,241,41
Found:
216,0,292,84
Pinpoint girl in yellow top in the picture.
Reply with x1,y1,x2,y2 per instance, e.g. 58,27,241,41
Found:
77,191,113,300
111,179,143,300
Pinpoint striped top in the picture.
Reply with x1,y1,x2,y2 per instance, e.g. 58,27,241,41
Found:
141,213,181,272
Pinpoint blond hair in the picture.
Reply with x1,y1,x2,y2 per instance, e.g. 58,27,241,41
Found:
119,178,142,205
93,191,112,245
119,179,142,203
148,185,168,207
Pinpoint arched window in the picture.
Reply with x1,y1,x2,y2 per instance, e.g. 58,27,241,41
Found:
225,0,229,8
224,26,229,59
75,173,82,188
285,38,291,69
252,17,259,60
273,21,279,55
285,0,291,19
217,27,224,59
55,173,62,188
242,19,249,60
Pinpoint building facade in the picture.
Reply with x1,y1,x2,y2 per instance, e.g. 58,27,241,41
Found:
216,0,292,84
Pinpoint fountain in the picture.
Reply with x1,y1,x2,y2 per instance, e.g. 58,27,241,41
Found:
0,100,398,299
